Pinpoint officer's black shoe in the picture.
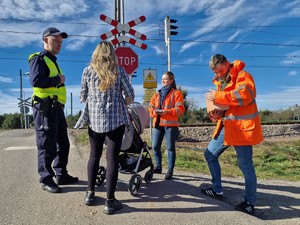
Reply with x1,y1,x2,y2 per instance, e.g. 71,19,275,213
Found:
41,180,62,193
56,174,79,185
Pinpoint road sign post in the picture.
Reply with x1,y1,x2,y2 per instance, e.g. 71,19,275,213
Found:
115,47,138,75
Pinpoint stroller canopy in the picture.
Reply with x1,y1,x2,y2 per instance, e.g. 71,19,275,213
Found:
121,102,150,150
128,102,150,134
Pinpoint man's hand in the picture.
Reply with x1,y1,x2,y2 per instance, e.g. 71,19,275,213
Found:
209,109,223,122
59,75,65,84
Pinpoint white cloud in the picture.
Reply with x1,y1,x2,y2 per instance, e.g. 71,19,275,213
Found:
257,86,300,110
288,71,297,77
280,50,300,65
0,76,13,83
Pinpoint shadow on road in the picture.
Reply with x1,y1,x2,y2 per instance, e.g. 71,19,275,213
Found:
110,174,300,221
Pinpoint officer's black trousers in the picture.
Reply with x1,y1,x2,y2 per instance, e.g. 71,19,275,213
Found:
33,103,70,183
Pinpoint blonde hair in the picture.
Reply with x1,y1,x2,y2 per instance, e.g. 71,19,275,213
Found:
90,41,118,91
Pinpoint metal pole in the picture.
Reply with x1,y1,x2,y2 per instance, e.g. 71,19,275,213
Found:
20,69,23,129
115,0,121,46
120,0,125,47
70,92,73,116
167,37,171,71
23,90,27,129
149,117,152,142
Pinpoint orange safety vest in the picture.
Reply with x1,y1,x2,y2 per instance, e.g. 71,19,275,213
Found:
212,60,264,146
148,88,185,127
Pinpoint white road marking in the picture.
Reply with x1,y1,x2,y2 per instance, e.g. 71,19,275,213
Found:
4,146,37,151
4,144,75,151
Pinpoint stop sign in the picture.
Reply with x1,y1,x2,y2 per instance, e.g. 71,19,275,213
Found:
115,47,138,75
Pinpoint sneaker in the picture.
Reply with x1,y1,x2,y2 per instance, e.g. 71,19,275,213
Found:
84,191,95,206
234,201,255,215
201,187,223,200
153,167,162,174
56,174,79,185
103,198,123,215
165,170,173,180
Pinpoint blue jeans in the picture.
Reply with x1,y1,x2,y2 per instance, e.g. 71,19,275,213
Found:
152,126,178,171
204,128,257,205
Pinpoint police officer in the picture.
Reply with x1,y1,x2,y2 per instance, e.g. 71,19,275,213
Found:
28,27,78,193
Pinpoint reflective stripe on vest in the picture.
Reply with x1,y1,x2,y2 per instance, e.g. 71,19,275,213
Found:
224,111,259,121
160,119,178,126
30,53,67,104
233,84,256,106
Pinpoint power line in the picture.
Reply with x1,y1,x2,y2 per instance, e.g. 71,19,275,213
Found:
1,30,299,47
2,50,299,59
1,57,299,69
150,38,300,47
180,25,300,29
0,18,106,26
1,18,299,28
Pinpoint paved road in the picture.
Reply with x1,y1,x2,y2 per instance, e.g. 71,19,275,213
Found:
0,129,299,225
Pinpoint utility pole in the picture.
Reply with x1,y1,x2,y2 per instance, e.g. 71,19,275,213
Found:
19,69,23,129
115,0,132,84
70,92,73,116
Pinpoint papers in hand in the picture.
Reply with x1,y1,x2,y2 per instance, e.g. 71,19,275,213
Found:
205,94,229,113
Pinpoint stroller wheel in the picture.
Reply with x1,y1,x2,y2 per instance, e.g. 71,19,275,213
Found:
95,166,106,186
144,170,153,184
128,174,142,196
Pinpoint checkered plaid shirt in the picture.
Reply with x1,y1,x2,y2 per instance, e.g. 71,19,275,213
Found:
75,66,134,133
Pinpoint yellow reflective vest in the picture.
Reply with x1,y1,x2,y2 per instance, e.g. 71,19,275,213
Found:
28,52,67,105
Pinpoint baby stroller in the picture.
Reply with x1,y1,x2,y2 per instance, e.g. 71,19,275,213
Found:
95,102,154,196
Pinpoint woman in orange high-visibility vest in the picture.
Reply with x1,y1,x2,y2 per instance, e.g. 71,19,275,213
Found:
148,71,185,180
201,54,263,215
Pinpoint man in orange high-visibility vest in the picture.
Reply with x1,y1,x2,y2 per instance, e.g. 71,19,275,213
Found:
201,54,263,215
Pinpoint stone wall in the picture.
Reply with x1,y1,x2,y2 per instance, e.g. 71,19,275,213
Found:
142,124,300,142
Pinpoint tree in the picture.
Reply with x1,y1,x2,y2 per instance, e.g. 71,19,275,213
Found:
177,86,189,124
66,111,81,128
0,115,4,128
2,113,21,129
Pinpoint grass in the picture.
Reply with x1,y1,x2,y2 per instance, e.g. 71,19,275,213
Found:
173,140,300,181
72,129,300,181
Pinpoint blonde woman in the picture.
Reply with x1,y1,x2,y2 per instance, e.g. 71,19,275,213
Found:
75,41,134,214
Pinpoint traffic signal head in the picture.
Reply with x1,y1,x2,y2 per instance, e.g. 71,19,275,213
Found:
164,16,178,37
164,16,178,46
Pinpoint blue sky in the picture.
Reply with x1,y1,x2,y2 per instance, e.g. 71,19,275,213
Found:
0,0,300,115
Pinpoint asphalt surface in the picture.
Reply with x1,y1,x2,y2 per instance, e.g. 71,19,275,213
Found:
0,129,299,225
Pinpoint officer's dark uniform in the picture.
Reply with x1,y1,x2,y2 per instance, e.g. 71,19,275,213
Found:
29,45,78,192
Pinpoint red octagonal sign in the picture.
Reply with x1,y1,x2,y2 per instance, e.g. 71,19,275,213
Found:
115,47,138,75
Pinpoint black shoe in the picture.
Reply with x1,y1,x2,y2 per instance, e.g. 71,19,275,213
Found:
103,198,123,215
234,200,255,215
153,167,162,174
41,180,62,193
165,170,173,180
84,191,95,206
56,174,79,185
201,187,223,200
